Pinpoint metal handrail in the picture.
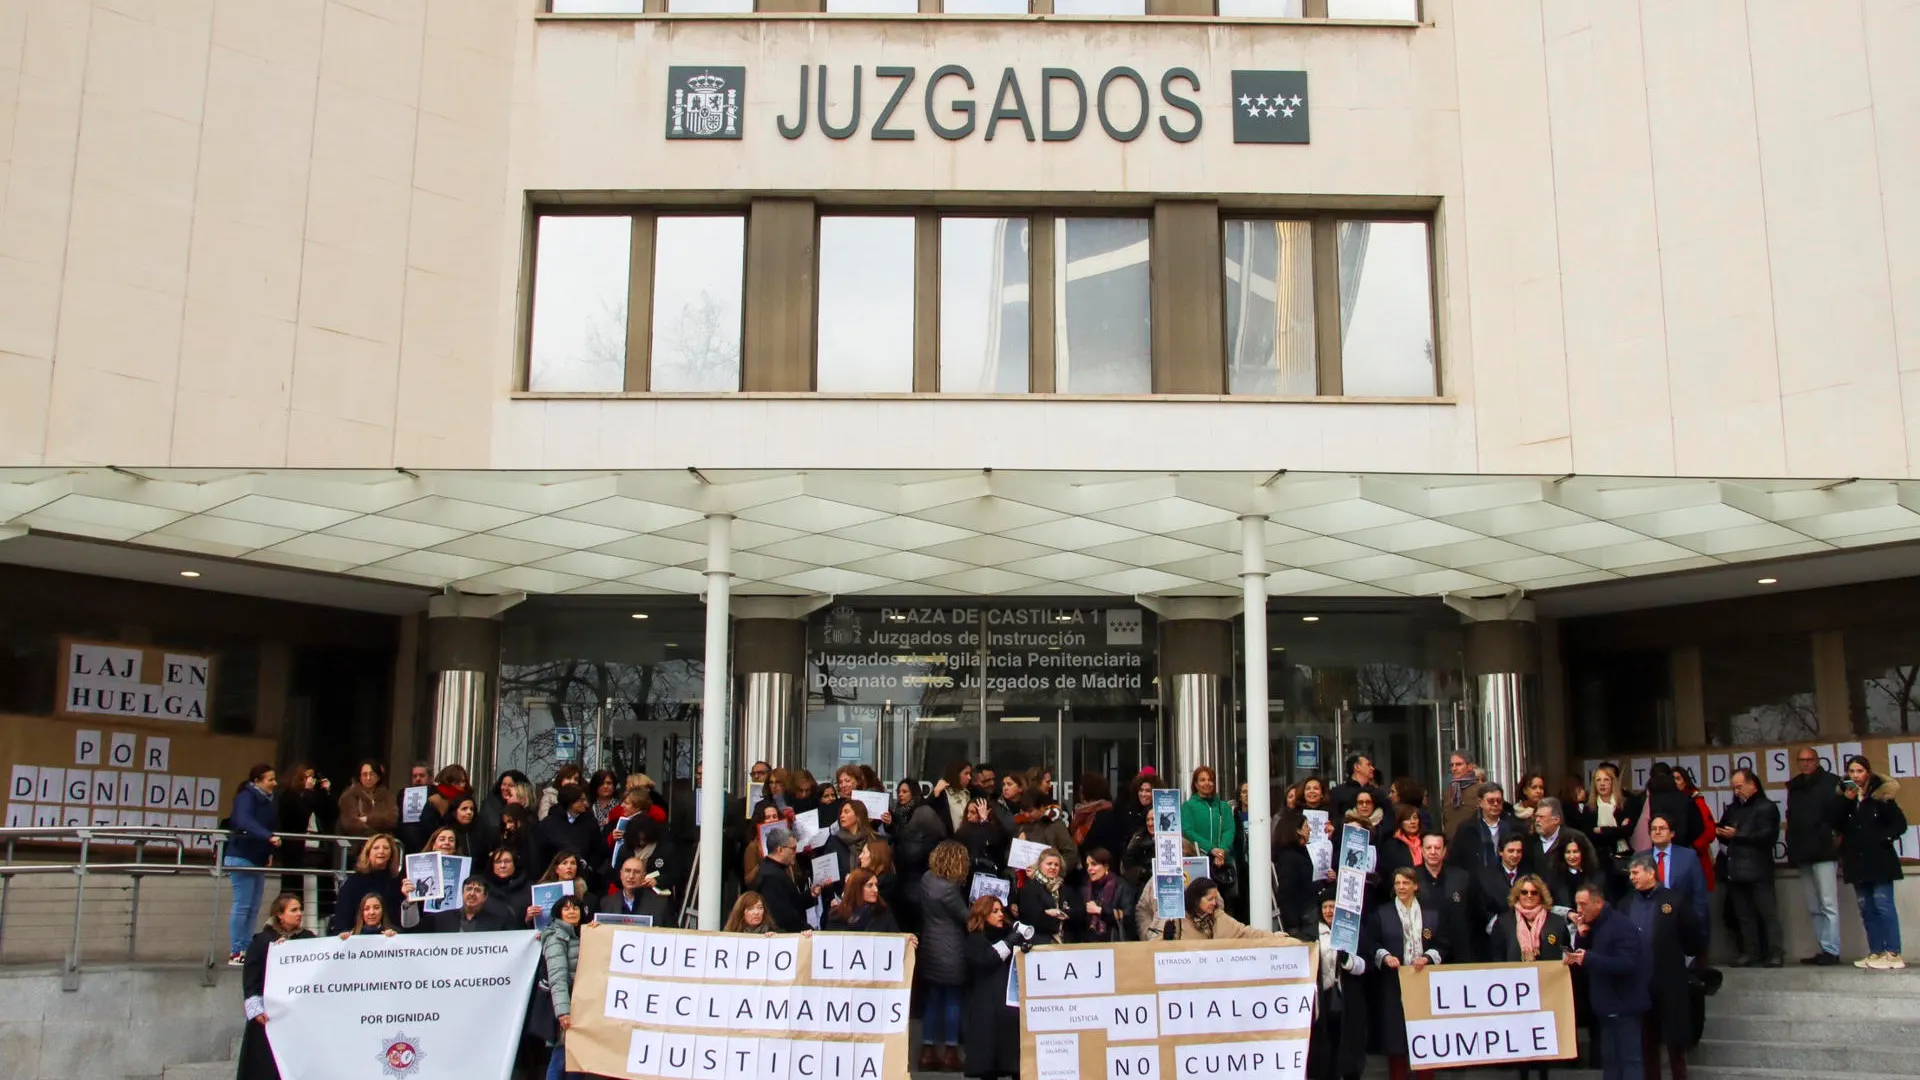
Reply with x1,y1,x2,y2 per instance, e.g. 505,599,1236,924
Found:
0,825,390,989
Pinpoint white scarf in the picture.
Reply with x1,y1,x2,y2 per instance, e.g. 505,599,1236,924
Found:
1317,921,1339,990
1396,899,1423,965
1597,801,1618,828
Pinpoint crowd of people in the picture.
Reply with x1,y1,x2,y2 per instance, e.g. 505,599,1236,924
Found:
223,747,1908,1080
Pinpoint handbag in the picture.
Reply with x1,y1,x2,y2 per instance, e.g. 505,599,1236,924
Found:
523,953,558,1044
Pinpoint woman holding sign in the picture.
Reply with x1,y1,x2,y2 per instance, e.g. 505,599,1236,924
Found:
538,893,587,1080
1168,876,1280,941
237,893,312,1080
1309,887,1369,1080
1372,866,1450,1080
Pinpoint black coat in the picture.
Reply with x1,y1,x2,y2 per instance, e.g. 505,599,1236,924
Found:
486,870,533,927
597,888,675,925
1084,805,1137,870
825,905,901,933
755,858,812,933
1785,768,1848,866
1447,814,1530,874
1623,885,1705,1047
1491,908,1570,962
429,904,515,933
1309,923,1370,1080
1719,790,1780,883
1548,866,1600,911
536,808,604,881
918,873,972,985
1473,863,1526,938
1073,874,1139,943
1329,781,1390,816
1840,777,1907,885
276,786,337,870
329,871,404,935
237,927,314,1080
962,930,1021,1079
1015,876,1069,943
1369,902,1448,1055
1415,864,1479,964
1273,845,1319,937
1577,904,1650,1017
1628,788,1702,850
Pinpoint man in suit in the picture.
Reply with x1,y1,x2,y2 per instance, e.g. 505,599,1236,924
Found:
1448,783,1528,874
1567,881,1651,1080
1635,815,1708,942
428,876,514,933
1416,831,1481,963
1624,853,1706,1080
1329,753,1390,816
1474,836,1531,949
1533,796,1586,871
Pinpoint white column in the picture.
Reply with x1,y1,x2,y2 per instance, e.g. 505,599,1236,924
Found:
697,514,733,930
1240,514,1274,930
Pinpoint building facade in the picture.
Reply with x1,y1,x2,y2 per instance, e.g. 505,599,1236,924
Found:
4,0,1920,927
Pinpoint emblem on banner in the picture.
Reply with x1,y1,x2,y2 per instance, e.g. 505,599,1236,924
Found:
667,66,744,140
377,1033,424,1078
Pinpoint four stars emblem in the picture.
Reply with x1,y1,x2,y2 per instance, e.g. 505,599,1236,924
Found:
1237,93,1304,120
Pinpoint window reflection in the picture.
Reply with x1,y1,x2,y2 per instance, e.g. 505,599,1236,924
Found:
665,0,753,10
944,0,1028,11
1327,0,1419,17
825,0,919,9
817,216,917,392
1055,217,1151,394
1224,219,1316,394
1703,634,1817,745
528,216,631,393
1338,220,1435,397
650,216,744,392
1053,0,1146,12
1847,624,1920,735
940,217,1030,393
1218,0,1305,15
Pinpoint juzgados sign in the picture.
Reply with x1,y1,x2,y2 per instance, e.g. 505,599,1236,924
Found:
666,64,1309,145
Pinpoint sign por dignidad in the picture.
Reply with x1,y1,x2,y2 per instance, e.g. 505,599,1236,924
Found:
263,930,542,1080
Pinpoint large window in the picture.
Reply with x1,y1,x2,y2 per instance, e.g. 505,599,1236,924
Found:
1053,0,1147,12
941,217,1032,393
1224,219,1315,394
1055,217,1151,393
649,217,745,392
526,211,745,393
528,216,631,392
1221,215,1436,397
1327,0,1420,19
817,216,917,392
1338,220,1436,396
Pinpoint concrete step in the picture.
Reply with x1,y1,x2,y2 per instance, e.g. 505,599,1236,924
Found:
1714,966,1920,993
1709,986,1920,1017
160,1066,232,1080
1703,1014,1920,1044
1693,1037,1910,1072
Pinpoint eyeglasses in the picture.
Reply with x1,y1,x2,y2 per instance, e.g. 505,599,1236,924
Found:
1517,888,1540,896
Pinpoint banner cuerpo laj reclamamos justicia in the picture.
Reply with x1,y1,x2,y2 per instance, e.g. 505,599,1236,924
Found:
566,924,917,1080
262,929,542,1080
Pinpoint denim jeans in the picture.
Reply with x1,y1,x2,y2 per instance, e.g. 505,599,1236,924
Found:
545,1041,578,1080
1599,1013,1644,1080
922,983,963,1045
224,854,264,955
1856,880,1902,955
1800,861,1840,956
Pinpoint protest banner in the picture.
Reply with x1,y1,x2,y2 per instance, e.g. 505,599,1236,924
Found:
1151,789,1185,920
1398,961,1577,1069
262,929,541,1080
1017,936,1317,1080
567,924,918,1079
1330,824,1369,953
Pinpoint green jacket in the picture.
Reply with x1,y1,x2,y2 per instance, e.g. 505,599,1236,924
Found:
541,920,580,1024
1181,794,1237,854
